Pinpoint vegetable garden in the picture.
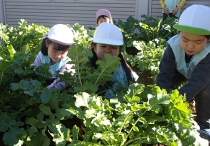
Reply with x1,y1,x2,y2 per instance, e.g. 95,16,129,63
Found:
0,16,197,146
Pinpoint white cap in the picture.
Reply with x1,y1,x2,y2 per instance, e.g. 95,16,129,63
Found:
173,4,210,35
46,24,74,45
93,22,123,46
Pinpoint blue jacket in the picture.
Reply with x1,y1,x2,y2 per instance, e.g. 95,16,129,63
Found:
156,35,210,101
33,51,70,78
105,64,139,98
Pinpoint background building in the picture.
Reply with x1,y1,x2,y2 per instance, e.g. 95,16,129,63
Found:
0,0,210,28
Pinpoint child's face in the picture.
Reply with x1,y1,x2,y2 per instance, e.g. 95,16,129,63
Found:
47,42,69,64
93,44,120,60
179,32,208,56
97,17,111,26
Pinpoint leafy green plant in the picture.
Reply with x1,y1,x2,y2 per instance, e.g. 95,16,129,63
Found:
60,44,121,94
123,39,165,85
69,84,196,146
158,16,179,40
0,19,197,146
71,23,94,50
115,16,141,48
0,19,48,57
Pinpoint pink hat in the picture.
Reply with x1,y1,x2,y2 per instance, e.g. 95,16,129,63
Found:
96,9,112,20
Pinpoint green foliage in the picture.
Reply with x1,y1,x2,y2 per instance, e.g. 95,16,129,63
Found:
71,85,195,146
115,15,177,47
0,19,197,146
60,43,120,93
115,15,177,81
125,39,165,79
71,23,94,49
0,19,48,56
114,16,140,47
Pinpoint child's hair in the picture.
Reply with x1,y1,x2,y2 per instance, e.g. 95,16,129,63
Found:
96,15,113,24
96,9,113,24
40,24,74,56
41,39,71,56
205,35,210,40
91,22,135,84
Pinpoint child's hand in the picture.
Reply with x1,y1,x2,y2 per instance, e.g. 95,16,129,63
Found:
172,7,179,15
163,6,169,15
47,77,60,89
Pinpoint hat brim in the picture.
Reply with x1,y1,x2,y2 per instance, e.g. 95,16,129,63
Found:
48,38,75,45
93,39,123,46
173,24,210,35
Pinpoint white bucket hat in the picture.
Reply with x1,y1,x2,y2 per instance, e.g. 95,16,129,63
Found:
173,4,210,35
46,24,74,45
93,22,123,46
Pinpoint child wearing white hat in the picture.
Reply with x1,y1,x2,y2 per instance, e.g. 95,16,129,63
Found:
91,22,138,98
156,4,210,144
96,9,113,26
33,24,75,90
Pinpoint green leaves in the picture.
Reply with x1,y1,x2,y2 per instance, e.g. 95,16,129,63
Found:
40,88,53,104
39,104,52,115
75,92,91,108
7,44,16,59
25,131,50,146
0,19,196,146
0,112,25,146
94,54,120,85
3,127,26,146
49,123,71,145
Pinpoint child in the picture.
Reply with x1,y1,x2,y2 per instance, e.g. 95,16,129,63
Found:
159,0,185,21
156,5,210,142
91,22,138,98
33,24,75,90
96,9,113,26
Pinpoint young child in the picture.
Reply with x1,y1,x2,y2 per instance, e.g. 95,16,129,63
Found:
159,0,185,21
156,5,210,142
33,24,75,90
96,9,113,26
91,22,138,98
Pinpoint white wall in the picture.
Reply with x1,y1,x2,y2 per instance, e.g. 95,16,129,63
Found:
0,0,5,24
2,0,210,27
135,0,150,20
4,0,136,28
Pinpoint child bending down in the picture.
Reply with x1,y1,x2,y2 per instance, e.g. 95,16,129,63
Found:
156,5,210,143
33,24,75,90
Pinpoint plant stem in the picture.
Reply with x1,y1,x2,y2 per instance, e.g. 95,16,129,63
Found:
75,47,82,87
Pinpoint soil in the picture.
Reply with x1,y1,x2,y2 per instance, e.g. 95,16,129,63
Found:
137,70,154,85
125,46,154,86
126,46,139,56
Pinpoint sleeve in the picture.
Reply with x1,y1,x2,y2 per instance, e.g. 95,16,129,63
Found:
32,53,42,67
176,0,186,9
47,77,67,91
159,0,166,8
179,53,210,101
47,63,75,90
156,44,176,92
